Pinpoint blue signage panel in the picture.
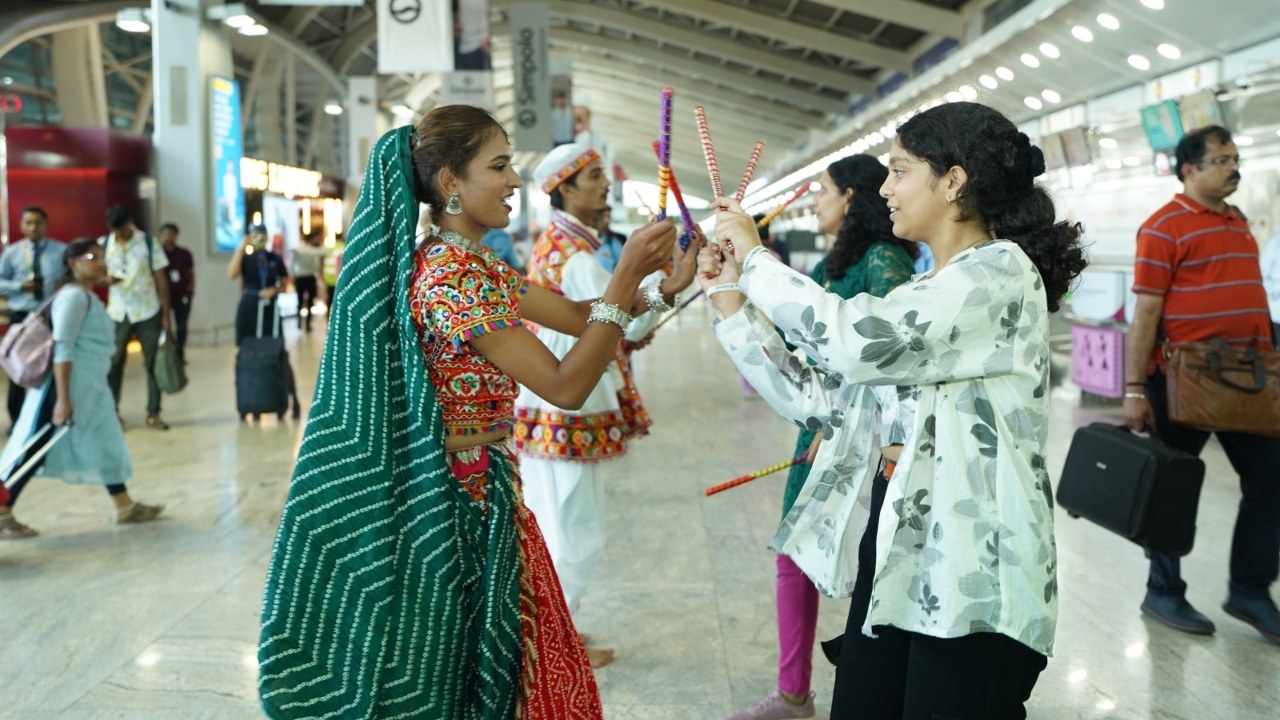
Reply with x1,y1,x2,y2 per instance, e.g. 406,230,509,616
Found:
1140,100,1185,152
211,76,244,254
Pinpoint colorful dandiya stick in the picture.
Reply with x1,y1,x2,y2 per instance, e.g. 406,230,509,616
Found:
735,141,766,202
652,140,697,250
656,87,674,221
694,106,725,199
757,182,813,227
705,454,808,497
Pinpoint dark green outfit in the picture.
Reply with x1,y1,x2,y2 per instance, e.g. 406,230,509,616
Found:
780,241,915,519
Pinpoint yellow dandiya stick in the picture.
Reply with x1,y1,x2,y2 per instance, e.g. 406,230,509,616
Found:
757,182,813,227
694,106,725,199
704,454,808,497
735,141,766,202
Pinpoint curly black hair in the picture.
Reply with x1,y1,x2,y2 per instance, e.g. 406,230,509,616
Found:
824,154,918,281
895,102,1086,312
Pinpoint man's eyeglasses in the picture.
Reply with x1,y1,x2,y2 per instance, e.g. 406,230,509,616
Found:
77,253,101,261
1201,155,1242,168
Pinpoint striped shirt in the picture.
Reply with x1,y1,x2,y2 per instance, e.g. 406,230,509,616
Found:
1133,194,1273,371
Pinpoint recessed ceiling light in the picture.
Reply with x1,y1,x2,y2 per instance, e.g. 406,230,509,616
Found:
996,66,1015,81
979,75,998,89
1021,53,1041,68
115,8,151,33
391,104,415,118
1128,54,1151,70
1158,43,1181,59
238,24,268,36
959,85,979,101
1099,138,1118,149
1039,43,1061,59
1072,26,1094,42
324,102,344,115
1123,156,1141,166
1097,13,1120,30
1024,97,1043,110
945,91,964,103
224,14,256,29
1141,0,1164,8
1235,135,1254,146
1105,158,1123,169
1042,89,1062,103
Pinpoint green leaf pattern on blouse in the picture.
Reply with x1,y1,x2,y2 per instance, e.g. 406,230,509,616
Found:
713,240,1057,656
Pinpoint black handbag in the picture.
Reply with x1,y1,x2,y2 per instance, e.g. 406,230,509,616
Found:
1057,423,1205,556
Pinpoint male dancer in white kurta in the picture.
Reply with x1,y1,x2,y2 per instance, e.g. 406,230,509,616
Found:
514,144,696,665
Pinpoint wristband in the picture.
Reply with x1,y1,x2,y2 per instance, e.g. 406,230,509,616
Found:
587,300,633,333
641,276,673,314
743,245,770,268
707,283,740,298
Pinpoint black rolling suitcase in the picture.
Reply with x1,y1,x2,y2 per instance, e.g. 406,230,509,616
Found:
1057,422,1206,556
236,300,295,421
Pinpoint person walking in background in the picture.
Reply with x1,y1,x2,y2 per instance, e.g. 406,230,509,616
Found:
1125,125,1280,643
593,206,628,273
0,206,66,427
102,205,172,431
290,231,327,333
0,239,164,539
482,226,522,271
228,224,289,345
159,223,194,363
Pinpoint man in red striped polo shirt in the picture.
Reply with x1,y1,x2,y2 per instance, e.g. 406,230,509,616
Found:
1125,125,1280,644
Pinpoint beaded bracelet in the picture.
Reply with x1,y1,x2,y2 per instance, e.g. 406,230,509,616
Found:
641,276,673,314
588,300,633,333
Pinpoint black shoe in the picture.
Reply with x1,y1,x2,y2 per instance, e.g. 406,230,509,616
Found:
1141,591,1216,635
1224,595,1280,644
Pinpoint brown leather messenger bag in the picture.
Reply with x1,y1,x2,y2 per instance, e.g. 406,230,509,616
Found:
1166,339,1280,438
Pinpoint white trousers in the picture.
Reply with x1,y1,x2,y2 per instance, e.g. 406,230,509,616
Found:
520,457,606,616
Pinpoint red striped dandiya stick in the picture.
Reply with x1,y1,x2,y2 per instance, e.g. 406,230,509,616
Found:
736,141,766,202
704,454,808,497
694,106,725,199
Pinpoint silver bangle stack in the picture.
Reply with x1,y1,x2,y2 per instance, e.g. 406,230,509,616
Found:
642,276,673,314
588,300,633,332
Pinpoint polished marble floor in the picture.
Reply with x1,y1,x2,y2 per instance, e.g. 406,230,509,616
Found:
0,304,1277,719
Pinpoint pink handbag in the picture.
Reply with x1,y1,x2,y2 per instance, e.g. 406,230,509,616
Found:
0,290,63,389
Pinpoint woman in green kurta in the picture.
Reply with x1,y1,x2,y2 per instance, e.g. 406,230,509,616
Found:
729,154,915,720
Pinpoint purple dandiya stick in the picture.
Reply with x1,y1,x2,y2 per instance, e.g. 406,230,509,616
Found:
736,141,766,202
653,140,696,250
657,87,673,220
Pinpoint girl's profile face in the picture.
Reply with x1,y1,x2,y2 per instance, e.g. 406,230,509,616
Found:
881,139,951,244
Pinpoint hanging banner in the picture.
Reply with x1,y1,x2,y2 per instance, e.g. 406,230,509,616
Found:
456,0,492,70
550,60,574,147
260,1,363,5
441,71,497,110
377,0,452,75
210,76,244,254
508,2,552,153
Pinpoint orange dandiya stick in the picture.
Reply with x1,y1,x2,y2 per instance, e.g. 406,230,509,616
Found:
736,141,766,202
704,454,808,497
757,182,813,227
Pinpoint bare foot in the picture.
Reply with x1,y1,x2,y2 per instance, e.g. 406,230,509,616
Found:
586,647,614,668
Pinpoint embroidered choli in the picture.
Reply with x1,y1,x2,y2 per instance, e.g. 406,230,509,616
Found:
410,241,527,436
714,240,1057,656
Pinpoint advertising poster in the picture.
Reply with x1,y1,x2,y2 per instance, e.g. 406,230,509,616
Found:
211,76,244,254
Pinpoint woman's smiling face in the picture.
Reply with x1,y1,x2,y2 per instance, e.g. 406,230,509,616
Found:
454,130,523,229
880,139,952,243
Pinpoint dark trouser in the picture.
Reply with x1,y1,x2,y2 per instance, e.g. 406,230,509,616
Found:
3,384,125,508
108,311,163,417
1146,372,1280,601
7,310,29,424
172,296,192,362
829,465,1047,719
294,277,318,330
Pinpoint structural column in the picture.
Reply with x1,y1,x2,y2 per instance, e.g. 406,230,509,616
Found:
49,25,109,128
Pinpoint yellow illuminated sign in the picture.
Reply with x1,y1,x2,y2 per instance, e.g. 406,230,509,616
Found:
240,157,323,199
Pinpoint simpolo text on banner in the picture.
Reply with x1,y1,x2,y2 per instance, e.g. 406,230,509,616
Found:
377,0,452,75
508,2,552,153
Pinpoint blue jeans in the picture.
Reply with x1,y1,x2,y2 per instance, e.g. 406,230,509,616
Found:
1146,372,1280,601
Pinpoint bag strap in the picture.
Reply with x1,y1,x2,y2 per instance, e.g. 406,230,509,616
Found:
1205,341,1268,394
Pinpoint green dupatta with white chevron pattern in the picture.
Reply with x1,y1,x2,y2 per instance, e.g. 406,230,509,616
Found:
258,126,524,719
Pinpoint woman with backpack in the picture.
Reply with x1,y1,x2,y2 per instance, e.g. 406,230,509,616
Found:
0,238,164,538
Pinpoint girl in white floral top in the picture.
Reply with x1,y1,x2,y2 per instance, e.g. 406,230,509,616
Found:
699,102,1087,718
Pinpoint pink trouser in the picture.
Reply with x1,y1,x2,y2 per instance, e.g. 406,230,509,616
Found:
776,554,820,695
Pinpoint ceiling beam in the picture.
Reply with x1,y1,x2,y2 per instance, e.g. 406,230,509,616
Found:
327,17,377,75
0,0,143,60
540,0,870,94
820,0,966,38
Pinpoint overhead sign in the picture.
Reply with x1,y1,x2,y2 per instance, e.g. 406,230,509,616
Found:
240,158,323,199
210,76,244,254
441,71,496,110
377,0,452,75
508,3,552,153
259,1,363,6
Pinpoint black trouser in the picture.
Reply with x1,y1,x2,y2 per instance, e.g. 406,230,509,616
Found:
294,277,318,330
3,384,125,509
108,311,164,417
172,296,192,362
7,310,29,424
829,465,1047,719
1145,372,1280,601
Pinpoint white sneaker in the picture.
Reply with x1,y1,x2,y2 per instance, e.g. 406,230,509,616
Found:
726,690,816,720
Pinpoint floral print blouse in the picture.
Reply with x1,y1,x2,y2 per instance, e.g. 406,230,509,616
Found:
714,240,1057,656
